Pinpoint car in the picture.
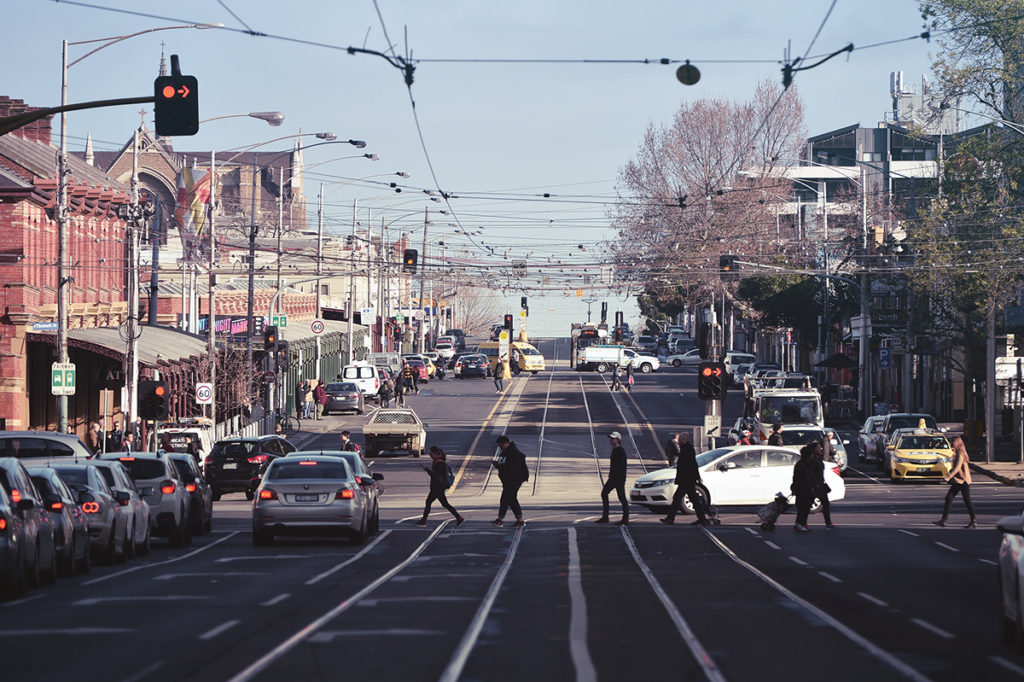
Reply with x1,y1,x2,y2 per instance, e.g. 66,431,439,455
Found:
0,481,32,595
723,351,757,381
26,466,91,575
0,458,59,586
635,335,658,354
403,358,430,382
50,462,128,564
362,408,427,457
339,362,384,401
447,329,467,351
0,431,93,463
871,413,940,469
403,354,436,378
857,416,887,463
87,459,152,557
735,360,782,385
252,455,370,546
621,348,660,373
285,450,383,536
882,429,954,481
160,422,214,465
97,452,191,547
997,510,1024,647
204,435,296,501
447,351,476,370
666,348,703,368
770,425,848,473
455,353,488,378
323,382,365,416
630,445,845,514
670,337,696,354
434,339,456,359
168,453,213,536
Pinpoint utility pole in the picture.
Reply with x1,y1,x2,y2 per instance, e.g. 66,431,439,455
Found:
418,207,429,352
207,151,217,437
126,129,142,422
245,153,258,400
55,40,71,433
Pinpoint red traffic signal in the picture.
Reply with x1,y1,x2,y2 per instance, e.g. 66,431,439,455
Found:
697,361,727,400
153,55,199,136
139,380,170,420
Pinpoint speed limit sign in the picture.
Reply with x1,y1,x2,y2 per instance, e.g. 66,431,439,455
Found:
195,382,213,405
311,319,325,335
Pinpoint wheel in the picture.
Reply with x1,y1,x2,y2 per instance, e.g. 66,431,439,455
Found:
682,484,710,515
122,524,135,561
168,515,187,548
40,539,58,585
75,537,91,574
279,417,300,437
211,488,223,502
245,489,255,501
252,528,274,546
190,503,204,536
640,363,653,374
204,512,213,533
596,363,608,373
136,525,151,557
672,359,682,368
357,408,364,415
351,517,368,545
25,544,40,587
532,371,539,375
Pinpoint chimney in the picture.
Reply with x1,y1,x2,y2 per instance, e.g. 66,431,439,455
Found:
0,96,53,145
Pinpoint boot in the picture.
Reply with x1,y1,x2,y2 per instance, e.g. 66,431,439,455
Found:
932,519,946,527
965,520,978,529
594,517,609,524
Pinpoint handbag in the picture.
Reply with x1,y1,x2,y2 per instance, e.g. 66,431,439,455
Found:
628,375,634,385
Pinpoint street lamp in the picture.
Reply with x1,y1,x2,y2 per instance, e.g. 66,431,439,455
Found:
55,21,221,434
200,111,285,127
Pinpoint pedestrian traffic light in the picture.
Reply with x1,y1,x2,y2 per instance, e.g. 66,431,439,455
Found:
403,248,418,273
719,254,739,281
503,314,513,330
264,325,278,349
153,55,199,136
697,362,727,400
139,380,170,420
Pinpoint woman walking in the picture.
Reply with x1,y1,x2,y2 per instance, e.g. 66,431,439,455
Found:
934,436,978,528
417,446,465,527
810,440,835,529
791,443,817,532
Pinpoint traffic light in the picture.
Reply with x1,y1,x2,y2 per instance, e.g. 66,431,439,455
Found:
521,296,528,309
698,322,711,359
139,380,170,420
697,362,727,400
403,248,418,273
719,254,739,281
264,325,278,350
600,302,608,323
153,55,199,136
503,314,513,330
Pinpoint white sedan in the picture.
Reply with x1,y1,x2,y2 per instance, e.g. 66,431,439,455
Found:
999,511,1024,647
630,445,845,514
665,348,703,368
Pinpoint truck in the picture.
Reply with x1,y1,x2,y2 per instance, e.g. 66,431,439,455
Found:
570,323,607,368
361,408,427,457
576,344,626,373
744,388,824,444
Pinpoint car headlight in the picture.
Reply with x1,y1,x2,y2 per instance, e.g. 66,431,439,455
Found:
653,477,675,486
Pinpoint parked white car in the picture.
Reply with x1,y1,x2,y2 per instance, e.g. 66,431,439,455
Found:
630,445,845,514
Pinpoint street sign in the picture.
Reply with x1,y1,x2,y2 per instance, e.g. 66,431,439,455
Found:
32,321,58,331
195,382,213,405
996,357,1024,381
361,307,376,318
51,362,76,396
310,319,325,335
413,310,424,320
272,314,288,329
851,315,871,340
879,347,893,369
498,330,510,359
396,314,405,323
263,371,276,384
704,414,721,437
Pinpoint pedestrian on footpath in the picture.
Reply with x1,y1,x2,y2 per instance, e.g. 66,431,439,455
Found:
493,435,529,527
810,440,835,529
86,422,102,456
767,422,783,446
417,446,465,526
121,432,135,454
791,443,817,532
934,435,978,528
664,432,681,467
596,431,629,525
303,380,314,420
494,356,507,393
660,431,709,526
313,379,327,420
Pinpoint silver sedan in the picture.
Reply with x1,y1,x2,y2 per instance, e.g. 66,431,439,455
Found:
252,456,369,546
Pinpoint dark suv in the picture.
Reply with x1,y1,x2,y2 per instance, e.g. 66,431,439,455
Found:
871,413,939,467
205,436,296,501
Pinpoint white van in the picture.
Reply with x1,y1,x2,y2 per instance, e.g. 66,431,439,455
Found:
339,362,383,402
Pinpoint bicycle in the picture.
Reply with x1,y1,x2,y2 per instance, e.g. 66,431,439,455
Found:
272,411,301,438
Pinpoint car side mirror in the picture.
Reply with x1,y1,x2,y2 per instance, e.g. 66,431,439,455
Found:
17,498,35,512
997,516,1024,536
886,445,895,450
372,472,384,481
717,463,730,472
114,490,131,506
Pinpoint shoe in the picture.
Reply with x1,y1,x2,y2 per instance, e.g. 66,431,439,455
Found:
793,524,810,533
515,519,525,527
691,519,710,526
825,523,836,530
659,517,674,525
966,521,978,529
456,516,466,526
415,519,427,526
615,519,629,525
492,518,504,527
594,517,609,524
932,520,946,527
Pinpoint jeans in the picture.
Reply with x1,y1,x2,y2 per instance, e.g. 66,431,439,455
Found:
600,478,628,520
422,489,460,521
941,481,976,521
494,374,504,391
498,480,524,519
303,401,313,419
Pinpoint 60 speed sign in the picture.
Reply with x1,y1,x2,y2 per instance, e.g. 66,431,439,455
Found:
195,382,213,405
311,319,325,334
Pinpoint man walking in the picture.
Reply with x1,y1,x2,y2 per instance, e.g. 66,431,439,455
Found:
596,431,629,525
664,432,681,467
339,430,360,452
294,380,305,422
493,435,529,526
660,432,709,526
494,356,507,393
313,379,327,420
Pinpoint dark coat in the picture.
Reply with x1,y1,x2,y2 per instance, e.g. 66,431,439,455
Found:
314,383,327,405
496,442,529,484
674,441,700,485
665,438,681,467
790,454,816,498
608,445,627,483
427,457,450,492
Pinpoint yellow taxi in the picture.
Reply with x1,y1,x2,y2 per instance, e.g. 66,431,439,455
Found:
884,429,954,481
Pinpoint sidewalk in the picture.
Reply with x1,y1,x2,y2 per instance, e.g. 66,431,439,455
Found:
970,437,1024,487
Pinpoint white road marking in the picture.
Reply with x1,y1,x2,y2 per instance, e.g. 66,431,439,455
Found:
82,531,241,585
744,527,758,535
897,529,919,537
980,558,998,566
1,594,45,607
118,660,165,682
0,627,134,637
261,593,291,607
911,618,954,639
765,541,781,550
574,516,599,524
703,531,931,681
858,592,889,608
621,527,726,682
199,619,240,640
531,360,557,494
306,530,392,585
789,556,808,566
934,542,959,553
391,572,480,581
155,572,264,581
567,527,597,682
227,521,451,682
991,656,1024,677
818,571,842,583
357,596,475,607
75,595,209,606
216,555,313,563
439,527,526,682
309,628,445,642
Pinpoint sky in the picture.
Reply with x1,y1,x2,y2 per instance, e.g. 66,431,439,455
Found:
3,0,937,337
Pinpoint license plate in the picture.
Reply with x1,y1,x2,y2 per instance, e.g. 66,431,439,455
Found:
223,463,238,470
917,467,932,473
294,494,318,502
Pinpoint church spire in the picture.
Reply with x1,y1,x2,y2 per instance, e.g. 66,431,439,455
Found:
159,42,167,76
84,133,94,166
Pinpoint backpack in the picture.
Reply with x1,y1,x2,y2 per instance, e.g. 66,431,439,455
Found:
445,464,455,489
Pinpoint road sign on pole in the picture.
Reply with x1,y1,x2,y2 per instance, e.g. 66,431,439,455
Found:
195,382,213,405
51,362,76,396
310,319,325,335
272,314,288,329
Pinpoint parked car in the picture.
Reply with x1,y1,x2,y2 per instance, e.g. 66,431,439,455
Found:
168,453,213,536
323,382,365,416
0,458,59,586
97,452,191,547
50,462,128,564
286,451,383,535
204,436,296,501
454,354,488,379
666,348,703,368
0,431,92,463
87,459,152,557
630,445,845,514
26,466,91,575
252,456,370,546
857,416,887,463
997,510,1024,647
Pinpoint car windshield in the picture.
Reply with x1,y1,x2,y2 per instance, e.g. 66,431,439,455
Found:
780,429,825,445
695,448,737,468
216,441,257,456
118,458,167,480
343,367,375,379
94,467,117,487
519,347,541,356
898,435,949,450
328,383,358,392
887,415,938,431
759,396,821,424
52,466,89,487
267,461,349,480
171,459,192,478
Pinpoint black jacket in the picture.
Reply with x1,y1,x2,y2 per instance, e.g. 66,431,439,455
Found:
665,438,681,467
427,458,450,492
496,442,529,484
608,445,627,483
674,442,700,485
790,455,816,497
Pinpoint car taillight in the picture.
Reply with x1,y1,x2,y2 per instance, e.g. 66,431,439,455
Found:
0,517,6,531
82,501,100,513
49,501,64,511
335,488,355,500
204,456,214,468
10,489,21,504
160,480,176,495
186,483,197,492
248,454,269,464
259,488,278,500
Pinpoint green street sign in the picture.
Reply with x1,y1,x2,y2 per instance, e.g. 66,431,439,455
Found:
51,362,76,396
396,314,405,323
272,315,288,329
